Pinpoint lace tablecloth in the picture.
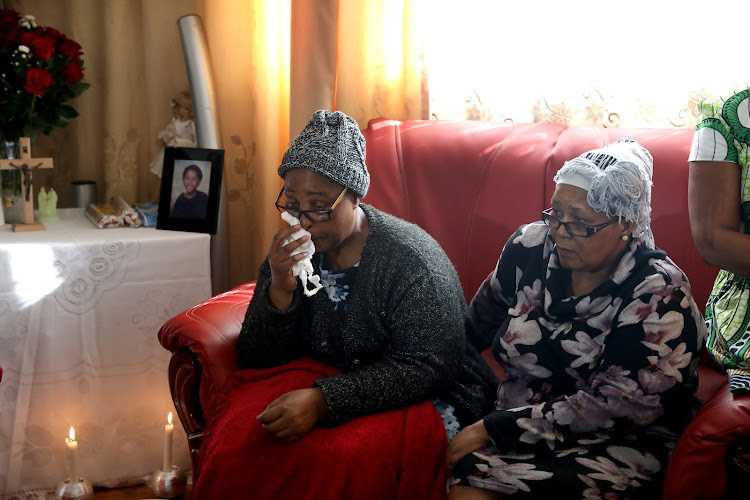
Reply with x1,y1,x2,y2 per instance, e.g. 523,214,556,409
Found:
0,209,212,498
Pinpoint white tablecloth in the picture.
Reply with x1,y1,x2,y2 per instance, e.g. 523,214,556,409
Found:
0,209,212,498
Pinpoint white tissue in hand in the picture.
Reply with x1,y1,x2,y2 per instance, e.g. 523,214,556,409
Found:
281,211,323,297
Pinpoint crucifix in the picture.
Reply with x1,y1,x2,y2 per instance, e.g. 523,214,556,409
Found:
0,137,54,232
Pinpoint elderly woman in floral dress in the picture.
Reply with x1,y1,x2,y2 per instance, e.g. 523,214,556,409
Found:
447,139,707,499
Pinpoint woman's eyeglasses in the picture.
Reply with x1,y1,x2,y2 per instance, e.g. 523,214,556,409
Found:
275,186,348,222
542,208,617,237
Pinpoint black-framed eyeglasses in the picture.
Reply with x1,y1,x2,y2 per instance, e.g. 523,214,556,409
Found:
275,186,348,222
542,208,617,238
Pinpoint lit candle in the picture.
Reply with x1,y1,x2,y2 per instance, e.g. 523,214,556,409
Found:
163,412,174,471
65,426,78,483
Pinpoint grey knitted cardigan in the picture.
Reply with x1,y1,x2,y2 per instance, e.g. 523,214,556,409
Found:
236,204,497,426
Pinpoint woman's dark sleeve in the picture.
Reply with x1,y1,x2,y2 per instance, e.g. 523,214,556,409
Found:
235,259,306,368
465,230,521,353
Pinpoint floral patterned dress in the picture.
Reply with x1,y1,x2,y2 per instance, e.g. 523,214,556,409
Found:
453,223,706,498
319,254,359,319
689,87,750,392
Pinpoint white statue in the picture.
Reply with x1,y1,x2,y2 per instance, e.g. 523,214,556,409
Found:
150,90,197,177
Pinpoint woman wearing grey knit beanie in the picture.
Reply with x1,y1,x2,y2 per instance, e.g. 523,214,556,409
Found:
193,110,496,499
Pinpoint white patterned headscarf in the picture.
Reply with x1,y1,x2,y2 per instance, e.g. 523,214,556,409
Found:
553,138,655,249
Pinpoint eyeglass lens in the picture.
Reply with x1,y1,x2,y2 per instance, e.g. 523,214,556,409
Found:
276,191,332,222
543,212,586,236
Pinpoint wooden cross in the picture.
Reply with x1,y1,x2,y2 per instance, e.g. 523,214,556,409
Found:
0,137,54,232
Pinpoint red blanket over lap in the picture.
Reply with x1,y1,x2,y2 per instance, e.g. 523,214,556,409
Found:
194,358,448,500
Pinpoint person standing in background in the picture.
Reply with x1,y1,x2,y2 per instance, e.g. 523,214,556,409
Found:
688,88,750,392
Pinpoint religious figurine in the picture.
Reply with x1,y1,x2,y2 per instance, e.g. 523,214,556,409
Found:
38,187,59,222
22,163,42,201
149,90,197,177
0,137,53,230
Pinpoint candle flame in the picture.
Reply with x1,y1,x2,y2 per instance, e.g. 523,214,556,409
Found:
69,426,75,441
168,412,172,424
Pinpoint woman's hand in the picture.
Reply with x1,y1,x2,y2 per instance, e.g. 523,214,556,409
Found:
257,388,328,443
267,224,310,310
446,419,492,475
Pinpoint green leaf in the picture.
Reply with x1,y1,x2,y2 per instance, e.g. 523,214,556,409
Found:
58,105,79,119
68,82,91,95
27,115,48,129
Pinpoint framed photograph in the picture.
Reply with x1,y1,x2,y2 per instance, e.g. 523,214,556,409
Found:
157,146,225,234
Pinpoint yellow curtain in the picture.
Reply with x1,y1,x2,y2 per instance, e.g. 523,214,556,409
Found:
198,0,291,288
7,0,425,290
200,0,427,288
333,0,427,124
290,0,428,135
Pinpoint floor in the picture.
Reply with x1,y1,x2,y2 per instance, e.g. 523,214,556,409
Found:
93,483,193,499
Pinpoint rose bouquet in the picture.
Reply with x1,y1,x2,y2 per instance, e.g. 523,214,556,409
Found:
0,8,90,143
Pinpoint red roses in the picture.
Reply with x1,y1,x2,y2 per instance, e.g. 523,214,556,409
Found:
61,62,84,84
20,32,54,61
58,38,82,59
24,68,53,95
0,8,90,141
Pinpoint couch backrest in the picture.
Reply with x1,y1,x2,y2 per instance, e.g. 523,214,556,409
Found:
361,118,718,309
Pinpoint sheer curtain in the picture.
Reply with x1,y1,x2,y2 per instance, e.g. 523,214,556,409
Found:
425,0,748,128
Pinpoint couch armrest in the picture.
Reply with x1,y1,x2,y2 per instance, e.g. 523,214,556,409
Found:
158,281,256,468
662,382,750,500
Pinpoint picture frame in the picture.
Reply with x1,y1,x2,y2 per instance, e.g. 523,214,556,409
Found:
156,146,225,234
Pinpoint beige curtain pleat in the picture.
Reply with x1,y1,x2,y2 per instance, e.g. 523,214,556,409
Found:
289,0,338,139
334,0,427,126
199,0,291,288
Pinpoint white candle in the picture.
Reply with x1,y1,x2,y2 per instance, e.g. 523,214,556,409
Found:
163,412,174,470
65,426,78,483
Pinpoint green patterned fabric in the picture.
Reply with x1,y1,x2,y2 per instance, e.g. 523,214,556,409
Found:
689,87,750,392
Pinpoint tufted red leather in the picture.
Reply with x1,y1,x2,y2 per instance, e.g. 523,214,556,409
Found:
158,282,255,410
159,119,742,497
662,379,750,499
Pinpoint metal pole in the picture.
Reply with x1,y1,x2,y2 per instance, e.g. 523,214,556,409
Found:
177,14,229,295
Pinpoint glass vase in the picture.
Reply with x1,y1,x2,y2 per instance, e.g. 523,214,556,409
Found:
1,139,24,224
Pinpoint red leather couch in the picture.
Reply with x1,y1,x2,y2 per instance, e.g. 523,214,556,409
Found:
158,119,750,499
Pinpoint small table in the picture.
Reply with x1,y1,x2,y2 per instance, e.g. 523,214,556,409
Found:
0,209,212,497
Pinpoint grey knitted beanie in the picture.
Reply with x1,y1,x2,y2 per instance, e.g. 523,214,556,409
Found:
278,110,370,197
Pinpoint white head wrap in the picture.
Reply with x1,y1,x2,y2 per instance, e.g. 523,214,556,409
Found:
553,138,655,249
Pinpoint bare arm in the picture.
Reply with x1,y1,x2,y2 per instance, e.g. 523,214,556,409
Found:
688,160,750,277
